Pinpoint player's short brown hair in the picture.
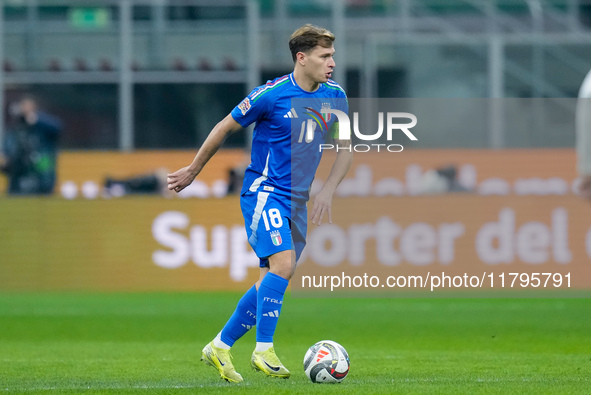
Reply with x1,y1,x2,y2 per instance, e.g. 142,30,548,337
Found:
289,24,335,62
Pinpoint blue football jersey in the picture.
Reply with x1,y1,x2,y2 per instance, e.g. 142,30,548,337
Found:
231,72,348,201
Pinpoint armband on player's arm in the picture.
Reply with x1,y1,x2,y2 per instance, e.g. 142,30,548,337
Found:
322,122,353,189
330,121,352,150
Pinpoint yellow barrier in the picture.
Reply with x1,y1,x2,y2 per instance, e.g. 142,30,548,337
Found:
1,149,589,292
293,195,591,294
1,195,590,292
0,197,258,291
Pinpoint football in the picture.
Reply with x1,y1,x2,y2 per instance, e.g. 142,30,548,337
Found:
303,340,350,383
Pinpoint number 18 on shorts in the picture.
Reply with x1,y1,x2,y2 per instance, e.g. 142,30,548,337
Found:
241,191,307,266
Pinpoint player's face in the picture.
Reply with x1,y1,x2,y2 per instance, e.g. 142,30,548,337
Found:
304,45,335,83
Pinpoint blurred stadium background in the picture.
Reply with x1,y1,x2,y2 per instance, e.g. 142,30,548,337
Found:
2,0,591,151
1,0,590,291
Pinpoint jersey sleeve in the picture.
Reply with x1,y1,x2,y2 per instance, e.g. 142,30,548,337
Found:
336,89,349,115
330,88,349,141
230,86,273,128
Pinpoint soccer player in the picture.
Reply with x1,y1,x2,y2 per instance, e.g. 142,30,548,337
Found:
577,67,591,200
167,24,352,383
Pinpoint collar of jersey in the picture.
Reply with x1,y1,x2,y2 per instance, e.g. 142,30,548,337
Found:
289,72,326,94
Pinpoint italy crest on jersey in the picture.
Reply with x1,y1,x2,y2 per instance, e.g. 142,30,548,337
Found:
321,102,331,122
270,230,282,246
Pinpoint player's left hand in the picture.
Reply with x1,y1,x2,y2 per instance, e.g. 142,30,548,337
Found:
167,166,198,193
311,188,333,225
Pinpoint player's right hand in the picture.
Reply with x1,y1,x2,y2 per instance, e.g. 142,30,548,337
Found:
167,166,197,193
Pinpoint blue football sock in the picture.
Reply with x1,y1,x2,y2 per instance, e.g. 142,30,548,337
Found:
219,285,257,347
256,272,289,343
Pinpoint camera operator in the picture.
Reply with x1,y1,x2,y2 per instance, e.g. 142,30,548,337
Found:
0,98,62,195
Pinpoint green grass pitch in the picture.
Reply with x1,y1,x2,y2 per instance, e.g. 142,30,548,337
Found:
1,292,590,394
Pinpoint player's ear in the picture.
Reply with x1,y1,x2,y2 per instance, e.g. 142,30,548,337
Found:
296,51,306,66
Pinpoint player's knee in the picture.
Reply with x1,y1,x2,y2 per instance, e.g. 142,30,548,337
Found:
271,266,292,280
269,261,292,280
268,251,294,280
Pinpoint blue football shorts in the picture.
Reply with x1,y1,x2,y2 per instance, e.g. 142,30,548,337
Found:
240,190,307,267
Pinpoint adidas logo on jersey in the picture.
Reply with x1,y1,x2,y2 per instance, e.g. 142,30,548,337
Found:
263,310,280,318
283,108,298,118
